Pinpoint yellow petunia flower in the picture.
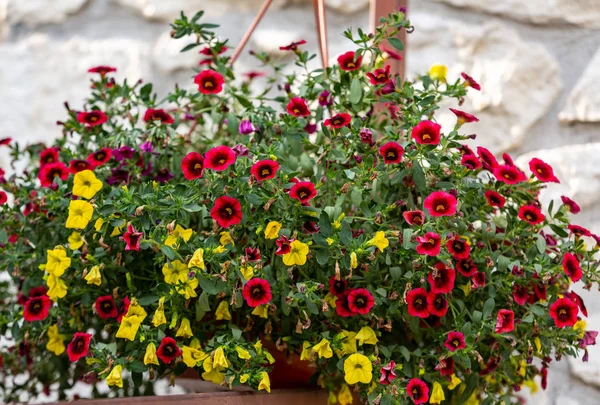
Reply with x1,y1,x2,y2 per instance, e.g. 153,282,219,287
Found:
574,319,587,338
258,372,271,393
165,224,193,247
336,330,358,356
448,373,462,390
366,231,389,252
240,265,254,281
344,353,372,385
68,232,85,250
66,200,94,229
338,385,353,405
326,238,335,246
332,213,345,230
355,326,378,345
240,374,250,383
162,260,188,285
464,392,480,405
152,297,167,327
215,301,232,321
94,218,105,231
235,346,251,360
84,265,102,286
219,231,235,246
46,325,65,356
213,245,227,254
311,338,333,359
254,340,263,354
300,341,314,361
45,247,71,277
144,342,159,365
350,252,358,269
106,364,123,388
430,381,445,404
72,170,103,200
176,277,199,299
188,248,205,270
534,337,541,353
213,346,229,368
110,225,123,237
116,299,147,341
47,274,67,301
282,240,309,266
182,345,208,368
429,64,447,81
251,304,268,318
202,357,225,384
176,318,193,338
264,221,282,239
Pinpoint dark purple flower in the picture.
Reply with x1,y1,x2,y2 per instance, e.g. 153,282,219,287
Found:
107,169,132,185
318,90,333,106
140,141,153,154
232,144,250,157
113,146,136,161
155,168,174,183
239,120,254,135
360,128,374,146
304,122,317,134
580,331,598,349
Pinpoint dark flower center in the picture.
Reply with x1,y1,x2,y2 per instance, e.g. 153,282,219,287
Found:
435,203,446,212
30,299,42,314
165,344,174,355
252,287,264,299
194,163,202,170
260,167,271,177
355,296,366,307
347,62,355,68
422,133,431,141
103,301,113,311
203,79,215,88
96,153,105,160
333,281,345,293
387,151,397,159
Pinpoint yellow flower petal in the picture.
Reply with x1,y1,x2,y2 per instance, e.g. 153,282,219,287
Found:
188,248,205,270
84,265,102,286
106,364,123,388
213,346,229,368
72,170,103,200
144,343,159,365
282,240,309,266
366,231,388,252
355,326,378,345
258,371,271,393
176,318,193,338
430,381,445,404
343,353,372,385
264,221,282,239
312,338,333,359
66,200,94,229
215,301,232,321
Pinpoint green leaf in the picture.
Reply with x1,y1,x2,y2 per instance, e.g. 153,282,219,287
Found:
180,43,200,53
349,78,363,104
483,298,495,319
306,297,319,314
399,345,410,361
160,246,175,260
137,295,159,306
198,291,211,312
190,10,204,23
550,224,568,238
128,361,147,373
402,228,413,249
535,233,547,254
522,313,534,323
390,267,402,280
319,212,332,237
412,161,426,191
344,169,356,180
131,371,144,387
350,187,362,207
388,37,404,51
316,248,329,266
231,326,243,340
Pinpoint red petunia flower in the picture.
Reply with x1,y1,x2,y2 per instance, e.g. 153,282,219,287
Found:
245,247,261,262
117,296,130,323
416,232,442,256
436,357,455,377
23,295,52,322
122,224,143,251
335,293,355,317
205,145,236,171
366,65,391,85
181,152,206,180
455,258,478,277
68,159,93,174
568,224,591,238
0,137,12,146
406,288,429,318
518,205,545,225
0,191,7,205
324,113,352,128
39,162,69,188
403,210,425,226
446,237,470,260
477,146,499,171
411,120,441,145
95,295,119,319
406,378,429,404
40,148,59,166
199,45,228,56
428,262,456,293
565,291,587,317
329,276,348,298
512,284,529,306
563,252,582,282
251,159,280,181
495,309,515,333
461,154,482,170
156,337,182,364
423,191,457,217
242,277,272,307
461,72,480,90
279,40,307,51
484,190,506,208
379,360,397,385
529,158,559,183
549,298,578,328
426,292,448,317
444,331,466,352
244,71,266,80
144,108,174,125
289,181,317,204
286,97,311,117
493,165,527,184
275,235,294,256
88,66,116,76
194,70,225,94
347,288,375,315
471,272,486,289
210,196,243,228
379,141,404,164
77,110,108,127
449,108,479,126
380,44,402,60
67,332,92,362
337,51,362,71
561,196,580,214
88,148,112,166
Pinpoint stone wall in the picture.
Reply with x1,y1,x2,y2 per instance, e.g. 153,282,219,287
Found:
1,0,600,404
